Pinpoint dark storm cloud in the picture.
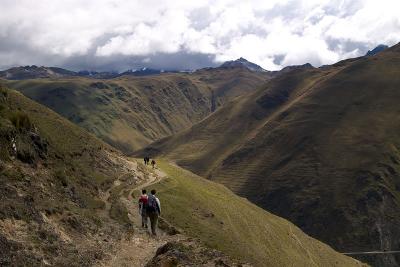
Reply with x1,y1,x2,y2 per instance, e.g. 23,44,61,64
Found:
60,52,217,72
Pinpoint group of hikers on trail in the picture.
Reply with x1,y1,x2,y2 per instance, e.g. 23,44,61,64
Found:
143,156,156,169
138,189,161,236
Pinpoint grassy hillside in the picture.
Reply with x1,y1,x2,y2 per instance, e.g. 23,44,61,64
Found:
4,67,267,153
0,87,147,266
140,44,400,266
149,160,366,267
0,86,367,267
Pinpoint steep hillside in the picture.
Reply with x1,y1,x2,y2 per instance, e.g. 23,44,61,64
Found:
4,67,268,152
148,160,366,267
140,44,400,266
0,87,367,267
0,87,144,266
0,87,250,266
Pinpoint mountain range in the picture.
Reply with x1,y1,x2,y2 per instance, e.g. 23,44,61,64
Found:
0,87,366,266
137,44,400,267
0,57,267,80
1,60,270,153
1,44,396,266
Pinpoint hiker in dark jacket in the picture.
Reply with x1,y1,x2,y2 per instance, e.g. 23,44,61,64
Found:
147,189,161,235
138,189,148,228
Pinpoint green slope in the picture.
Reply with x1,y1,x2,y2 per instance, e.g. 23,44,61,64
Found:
0,87,138,266
4,67,267,153
0,86,367,266
151,160,366,267
140,44,400,266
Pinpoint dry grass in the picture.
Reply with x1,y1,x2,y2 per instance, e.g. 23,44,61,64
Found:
141,45,400,266
150,160,367,267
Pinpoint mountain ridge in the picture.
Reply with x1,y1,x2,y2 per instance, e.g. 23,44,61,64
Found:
1,44,391,80
3,67,269,152
0,87,367,266
0,57,266,80
137,42,400,267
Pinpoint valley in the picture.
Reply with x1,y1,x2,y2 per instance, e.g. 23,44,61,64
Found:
1,1,398,266
1,42,399,267
2,64,268,153
2,48,398,266
0,87,366,266
139,44,400,267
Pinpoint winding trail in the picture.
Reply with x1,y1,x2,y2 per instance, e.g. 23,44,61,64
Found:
96,160,177,267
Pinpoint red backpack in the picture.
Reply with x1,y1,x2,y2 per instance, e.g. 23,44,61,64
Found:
139,195,148,209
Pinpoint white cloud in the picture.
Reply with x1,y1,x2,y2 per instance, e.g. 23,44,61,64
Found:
0,0,399,71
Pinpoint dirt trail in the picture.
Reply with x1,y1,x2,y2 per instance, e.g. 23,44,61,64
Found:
96,159,244,267
96,160,176,267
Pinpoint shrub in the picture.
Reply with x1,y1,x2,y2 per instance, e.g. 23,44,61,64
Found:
9,111,33,132
0,86,8,98
110,201,131,226
16,141,36,164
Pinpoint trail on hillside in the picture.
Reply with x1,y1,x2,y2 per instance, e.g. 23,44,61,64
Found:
96,159,180,267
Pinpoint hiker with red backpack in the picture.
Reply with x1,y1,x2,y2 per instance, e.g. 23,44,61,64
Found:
147,189,161,236
138,189,148,228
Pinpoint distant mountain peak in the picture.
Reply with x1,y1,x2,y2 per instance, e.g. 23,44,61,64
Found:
220,57,266,72
236,57,250,62
365,44,388,56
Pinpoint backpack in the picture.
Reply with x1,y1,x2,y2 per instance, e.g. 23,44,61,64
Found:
147,194,158,212
139,195,148,210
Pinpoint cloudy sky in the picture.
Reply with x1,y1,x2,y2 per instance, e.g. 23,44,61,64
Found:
0,0,399,72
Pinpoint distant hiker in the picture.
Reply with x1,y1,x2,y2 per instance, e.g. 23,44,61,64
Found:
138,189,148,228
143,157,148,165
147,189,161,236
151,159,156,169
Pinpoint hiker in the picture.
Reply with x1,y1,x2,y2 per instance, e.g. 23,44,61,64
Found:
143,157,147,165
147,189,161,236
138,189,148,228
151,159,156,169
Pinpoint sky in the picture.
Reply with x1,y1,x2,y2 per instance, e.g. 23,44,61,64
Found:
0,0,399,72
